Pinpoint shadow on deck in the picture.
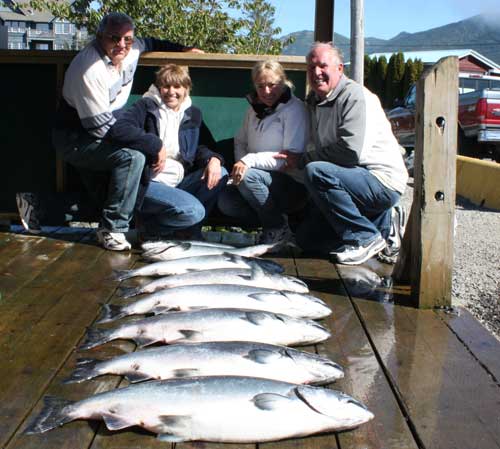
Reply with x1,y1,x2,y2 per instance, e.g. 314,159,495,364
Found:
1,226,499,449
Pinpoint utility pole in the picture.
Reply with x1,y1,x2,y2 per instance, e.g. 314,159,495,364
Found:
350,0,364,83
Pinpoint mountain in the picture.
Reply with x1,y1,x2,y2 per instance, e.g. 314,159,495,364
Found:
281,13,500,65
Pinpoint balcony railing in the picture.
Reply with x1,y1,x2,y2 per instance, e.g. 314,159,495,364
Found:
26,29,55,40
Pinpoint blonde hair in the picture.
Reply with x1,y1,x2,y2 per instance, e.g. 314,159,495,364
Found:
155,64,192,92
251,60,294,89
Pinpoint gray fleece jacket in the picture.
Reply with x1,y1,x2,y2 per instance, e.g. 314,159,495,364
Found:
302,75,408,194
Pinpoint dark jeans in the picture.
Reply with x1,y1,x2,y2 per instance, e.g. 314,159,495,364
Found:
53,128,145,232
217,168,308,229
138,167,228,235
297,161,400,254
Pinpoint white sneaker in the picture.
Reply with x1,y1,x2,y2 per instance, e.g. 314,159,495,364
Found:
96,229,131,251
16,192,42,234
331,235,386,265
379,204,407,262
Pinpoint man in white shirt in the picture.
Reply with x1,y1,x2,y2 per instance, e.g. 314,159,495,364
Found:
18,12,201,250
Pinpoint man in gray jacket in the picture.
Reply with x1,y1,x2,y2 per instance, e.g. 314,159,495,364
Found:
278,42,408,265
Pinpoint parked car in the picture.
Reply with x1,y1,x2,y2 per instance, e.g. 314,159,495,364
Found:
387,74,500,170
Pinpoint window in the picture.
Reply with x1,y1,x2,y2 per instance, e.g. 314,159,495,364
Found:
35,42,49,50
55,22,74,34
36,23,49,31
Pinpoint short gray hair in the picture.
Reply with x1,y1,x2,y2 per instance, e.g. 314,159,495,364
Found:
307,42,344,65
97,12,134,35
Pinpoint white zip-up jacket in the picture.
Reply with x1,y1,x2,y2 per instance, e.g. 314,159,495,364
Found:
234,93,309,182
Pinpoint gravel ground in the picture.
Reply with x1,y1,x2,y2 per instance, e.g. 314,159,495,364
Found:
402,181,500,341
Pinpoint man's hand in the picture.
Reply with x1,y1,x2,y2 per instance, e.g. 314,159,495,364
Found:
230,160,248,186
201,157,222,190
274,150,301,170
152,146,167,175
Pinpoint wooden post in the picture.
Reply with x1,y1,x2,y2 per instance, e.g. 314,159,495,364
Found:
395,56,458,308
350,0,364,84
314,0,334,42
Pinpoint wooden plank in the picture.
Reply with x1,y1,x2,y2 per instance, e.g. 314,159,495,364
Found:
410,56,458,308
296,258,419,449
1,242,136,449
0,231,86,301
437,307,500,383
355,299,500,449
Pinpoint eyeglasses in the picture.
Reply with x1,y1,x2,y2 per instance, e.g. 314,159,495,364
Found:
255,82,281,90
105,34,134,46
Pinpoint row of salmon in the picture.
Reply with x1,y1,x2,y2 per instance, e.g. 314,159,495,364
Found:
25,239,374,443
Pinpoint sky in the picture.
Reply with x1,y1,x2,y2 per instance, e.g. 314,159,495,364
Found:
266,0,500,39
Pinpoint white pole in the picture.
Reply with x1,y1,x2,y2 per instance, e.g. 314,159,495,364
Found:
350,0,364,84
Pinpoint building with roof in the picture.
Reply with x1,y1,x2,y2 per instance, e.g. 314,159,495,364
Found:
0,0,87,50
367,49,500,78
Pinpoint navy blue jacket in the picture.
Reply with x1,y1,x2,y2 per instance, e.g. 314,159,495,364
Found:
107,97,224,208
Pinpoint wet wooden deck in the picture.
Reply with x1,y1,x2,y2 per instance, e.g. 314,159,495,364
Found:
1,226,500,449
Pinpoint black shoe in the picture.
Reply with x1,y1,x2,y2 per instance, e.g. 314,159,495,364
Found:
16,193,42,234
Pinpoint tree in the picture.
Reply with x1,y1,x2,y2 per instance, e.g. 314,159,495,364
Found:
363,54,373,90
234,0,292,54
385,52,405,107
374,55,387,103
28,0,288,54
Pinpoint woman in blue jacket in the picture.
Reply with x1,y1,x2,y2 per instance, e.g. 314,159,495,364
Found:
108,64,227,239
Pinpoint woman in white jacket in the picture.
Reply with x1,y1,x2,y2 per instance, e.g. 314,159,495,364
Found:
217,60,309,245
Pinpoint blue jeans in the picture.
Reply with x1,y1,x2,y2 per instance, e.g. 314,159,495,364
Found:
139,167,228,235
298,161,400,253
53,128,145,232
217,168,307,228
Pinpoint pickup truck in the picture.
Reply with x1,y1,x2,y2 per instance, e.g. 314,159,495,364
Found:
387,74,500,164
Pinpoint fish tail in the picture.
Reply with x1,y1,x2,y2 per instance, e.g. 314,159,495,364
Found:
24,396,74,434
63,358,101,384
79,327,114,350
116,286,141,299
96,304,126,323
112,269,133,281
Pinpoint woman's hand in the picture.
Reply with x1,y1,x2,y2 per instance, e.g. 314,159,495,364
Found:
230,160,248,186
201,157,222,190
273,150,301,170
152,146,167,175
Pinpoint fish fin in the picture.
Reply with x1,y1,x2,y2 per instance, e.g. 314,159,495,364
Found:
243,311,269,325
248,262,265,280
246,258,284,274
172,368,199,378
177,329,202,341
157,433,187,443
63,358,100,383
152,306,178,314
125,371,153,383
245,349,283,364
102,413,133,431
96,304,126,324
79,328,113,350
116,286,140,299
134,337,156,348
252,393,293,411
24,396,74,434
112,269,133,281
248,291,286,302
221,252,241,262
156,415,192,442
